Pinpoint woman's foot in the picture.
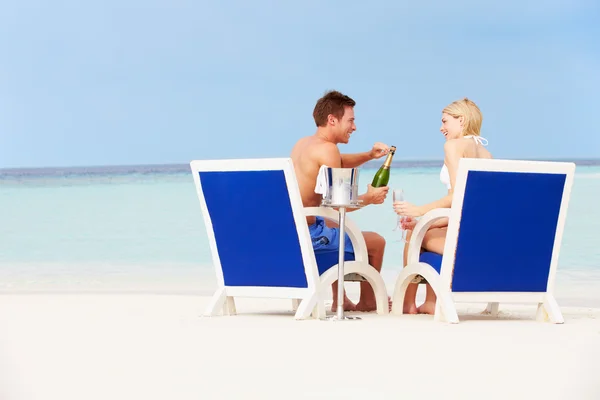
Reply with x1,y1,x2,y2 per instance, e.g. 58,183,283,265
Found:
403,302,418,314
417,301,436,315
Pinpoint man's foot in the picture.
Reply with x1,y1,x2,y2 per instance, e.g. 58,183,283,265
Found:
355,296,392,312
403,302,418,314
355,301,376,312
331,299,356,312
417,301,436,315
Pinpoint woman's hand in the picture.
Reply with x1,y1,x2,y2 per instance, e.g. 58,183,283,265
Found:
393,201,425,218
400,216,417,231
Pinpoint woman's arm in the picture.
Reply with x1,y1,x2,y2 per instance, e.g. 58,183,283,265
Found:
401,216,448,231
417,140,462,214
393,140,462,217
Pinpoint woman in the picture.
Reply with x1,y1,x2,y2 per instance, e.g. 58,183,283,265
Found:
394,97,492,314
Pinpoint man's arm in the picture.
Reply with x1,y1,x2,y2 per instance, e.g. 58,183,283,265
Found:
340,152,373,168
340,142,391,168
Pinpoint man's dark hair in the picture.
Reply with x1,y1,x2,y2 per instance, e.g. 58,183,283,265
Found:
313,90,356,127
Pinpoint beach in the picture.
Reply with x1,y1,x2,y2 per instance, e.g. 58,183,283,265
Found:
2,0,598,397
1,164,600,399
1,293,600,400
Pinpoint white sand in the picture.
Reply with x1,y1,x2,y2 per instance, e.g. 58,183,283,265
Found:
1,294,600,400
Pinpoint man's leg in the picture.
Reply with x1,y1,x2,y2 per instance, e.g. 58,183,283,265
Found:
355,231,388,312
311,218,356,312
324,221,357,312
323,220,389,312
331,282,357,312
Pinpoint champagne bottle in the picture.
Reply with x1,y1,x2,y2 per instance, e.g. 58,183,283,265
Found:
371,146,396,187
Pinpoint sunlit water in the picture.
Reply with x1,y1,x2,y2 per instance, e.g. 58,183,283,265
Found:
1,162,599,305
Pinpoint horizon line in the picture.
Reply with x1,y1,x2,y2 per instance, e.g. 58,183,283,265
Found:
1,156,599,173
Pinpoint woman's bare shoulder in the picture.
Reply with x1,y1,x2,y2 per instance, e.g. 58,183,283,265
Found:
480,148,493,159
443,138,467,154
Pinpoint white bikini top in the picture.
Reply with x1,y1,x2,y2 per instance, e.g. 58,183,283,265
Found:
440,135,489,189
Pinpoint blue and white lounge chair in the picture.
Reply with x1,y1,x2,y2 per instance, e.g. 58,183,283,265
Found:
190,158,389,320
391,158,575,323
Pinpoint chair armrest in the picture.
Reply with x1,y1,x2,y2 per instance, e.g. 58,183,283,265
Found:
303,207,368,263
406,208,451,265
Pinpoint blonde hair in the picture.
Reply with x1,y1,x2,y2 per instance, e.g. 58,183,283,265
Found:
442,97,483,137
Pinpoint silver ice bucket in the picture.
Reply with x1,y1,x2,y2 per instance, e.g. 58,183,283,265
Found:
322,167,360,207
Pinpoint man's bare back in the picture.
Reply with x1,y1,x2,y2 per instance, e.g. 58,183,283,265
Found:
290,136,341,225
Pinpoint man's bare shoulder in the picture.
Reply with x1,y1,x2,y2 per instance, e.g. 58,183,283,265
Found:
300,135,337,149
312,139,339,155
292,136,340,164
311,140,341,167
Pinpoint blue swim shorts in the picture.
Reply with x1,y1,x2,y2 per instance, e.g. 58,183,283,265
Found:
308,216,354,254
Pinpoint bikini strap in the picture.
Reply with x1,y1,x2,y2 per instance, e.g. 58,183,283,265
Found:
464,135,488,146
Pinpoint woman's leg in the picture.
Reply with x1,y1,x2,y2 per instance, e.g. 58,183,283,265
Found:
422,227,447,255
417,227,447,314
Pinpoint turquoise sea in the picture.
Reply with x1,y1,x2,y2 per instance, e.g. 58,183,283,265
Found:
1,161,599,304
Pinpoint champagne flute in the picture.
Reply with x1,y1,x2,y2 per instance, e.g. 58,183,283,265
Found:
392,189,408,243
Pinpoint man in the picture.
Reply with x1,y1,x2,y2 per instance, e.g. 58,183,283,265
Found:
290,90,390,312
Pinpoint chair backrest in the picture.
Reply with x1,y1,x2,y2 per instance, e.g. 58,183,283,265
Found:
440,159,575,294
190,158,320,292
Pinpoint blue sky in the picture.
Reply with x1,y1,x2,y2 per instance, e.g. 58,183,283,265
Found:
0,0,598,168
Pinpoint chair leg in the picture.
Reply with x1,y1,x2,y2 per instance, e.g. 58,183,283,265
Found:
225,296,237,316
355,267,389,315
391,272,413,315
291,299,300,312
311,294,327,319
391,263,459,323
294,292,321,320
536,303,546,322
392,263,440,315
318,261,389,315
433,301,444,322
437,293,459,324
536,294,564,324
204,288,227,317
485,302,499,317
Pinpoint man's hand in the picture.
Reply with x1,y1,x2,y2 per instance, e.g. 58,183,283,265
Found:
369,142,390,159
366,184,389,205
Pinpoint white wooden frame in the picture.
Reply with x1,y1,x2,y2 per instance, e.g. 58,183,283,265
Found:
190,158,388,320
391,158,576,323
